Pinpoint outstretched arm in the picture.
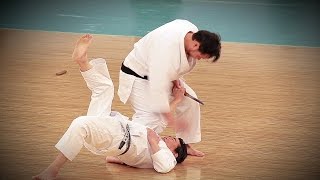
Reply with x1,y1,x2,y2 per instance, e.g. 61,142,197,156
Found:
106,156,125,165
164,84,186,130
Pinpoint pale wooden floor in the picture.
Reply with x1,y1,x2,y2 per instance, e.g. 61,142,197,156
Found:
0,29,319,179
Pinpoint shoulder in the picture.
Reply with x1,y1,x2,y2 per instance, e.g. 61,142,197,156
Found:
172,19,196,26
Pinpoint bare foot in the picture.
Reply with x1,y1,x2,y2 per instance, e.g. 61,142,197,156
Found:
32,167,58,180
72,34,93,64
187,144,205,157
72,34,93,71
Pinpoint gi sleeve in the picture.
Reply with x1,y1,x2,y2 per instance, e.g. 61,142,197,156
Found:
151,140,177,173
148,40,179,113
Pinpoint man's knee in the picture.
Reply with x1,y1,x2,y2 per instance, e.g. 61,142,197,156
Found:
70,116,88,131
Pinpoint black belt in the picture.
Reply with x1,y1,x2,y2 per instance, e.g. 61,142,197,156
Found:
121,63,148,80
118,123,131,155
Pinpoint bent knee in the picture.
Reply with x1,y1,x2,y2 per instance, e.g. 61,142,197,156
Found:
70,116,89,129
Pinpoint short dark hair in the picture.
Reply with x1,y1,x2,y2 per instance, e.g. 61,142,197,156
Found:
192,30,221,62
175,138,188,163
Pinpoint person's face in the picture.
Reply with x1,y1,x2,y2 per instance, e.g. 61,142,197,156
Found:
162,136,180,153
186,40,210,60
188,50,210,60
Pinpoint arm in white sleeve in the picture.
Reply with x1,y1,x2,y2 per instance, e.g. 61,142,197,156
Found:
151,141,177,173
147,128,177,173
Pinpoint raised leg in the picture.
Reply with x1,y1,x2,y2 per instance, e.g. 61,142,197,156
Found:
33,34,93,179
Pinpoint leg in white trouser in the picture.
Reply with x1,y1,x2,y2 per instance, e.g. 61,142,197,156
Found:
175,82,201,144
55,116,123,161
55,116,91,161
57,56,117,160
81,58,114,117
128,78,167,133
33,34,118,180
128,77,201,143
124,74,203,156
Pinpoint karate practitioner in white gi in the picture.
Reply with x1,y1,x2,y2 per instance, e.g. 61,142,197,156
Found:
118,19,221,156
33,34,188,180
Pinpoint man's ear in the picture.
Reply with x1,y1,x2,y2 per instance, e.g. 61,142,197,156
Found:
192,41,200,50
174,152,178,158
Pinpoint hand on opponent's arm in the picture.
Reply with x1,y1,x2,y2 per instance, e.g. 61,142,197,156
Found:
172,79,182,89
147,128,161,154
164,82,186,130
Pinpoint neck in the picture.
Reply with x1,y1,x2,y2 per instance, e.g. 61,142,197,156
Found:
184,32,193,47
184,32,193,57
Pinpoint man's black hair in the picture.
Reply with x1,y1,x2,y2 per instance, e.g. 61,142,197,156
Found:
193,30,221,62
175,138,188,163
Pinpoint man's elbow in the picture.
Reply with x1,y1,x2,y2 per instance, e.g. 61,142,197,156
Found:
154,164,175,173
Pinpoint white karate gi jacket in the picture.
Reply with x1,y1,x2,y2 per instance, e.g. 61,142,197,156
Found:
56,58,177,173
118,19,201,143
119,19,198,112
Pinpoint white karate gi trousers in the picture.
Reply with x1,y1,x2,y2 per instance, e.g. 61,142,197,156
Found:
128,77,201,144
55,58,127,161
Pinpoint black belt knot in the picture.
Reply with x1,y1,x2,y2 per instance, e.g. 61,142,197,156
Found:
121,63,148,80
